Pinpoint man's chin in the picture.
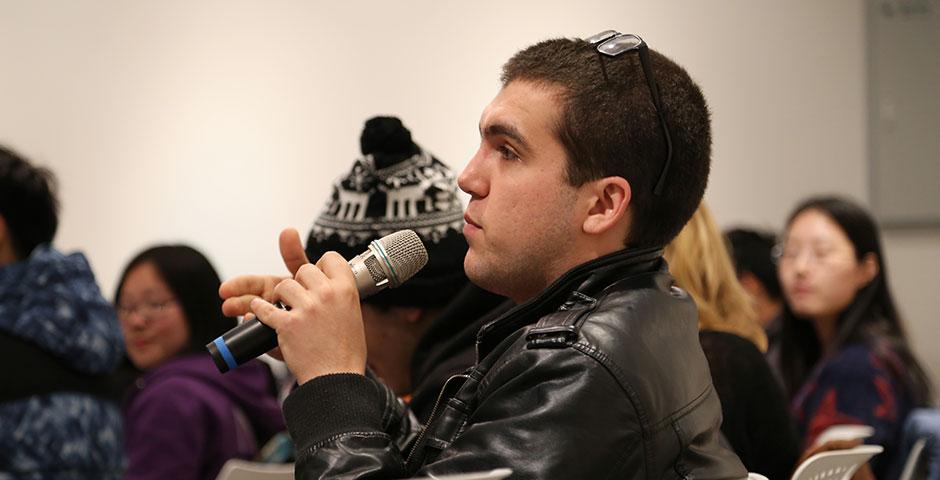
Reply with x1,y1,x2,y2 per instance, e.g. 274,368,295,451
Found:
465,264,509,299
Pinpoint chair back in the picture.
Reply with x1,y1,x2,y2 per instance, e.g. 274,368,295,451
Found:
813,424,875,448
790,444,883,480
215,459,294,480
899,408,940,480
410,468,513,480
899,438,929,480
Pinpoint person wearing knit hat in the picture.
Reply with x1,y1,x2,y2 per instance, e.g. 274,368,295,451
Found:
306,116,467,307
305,116,507,402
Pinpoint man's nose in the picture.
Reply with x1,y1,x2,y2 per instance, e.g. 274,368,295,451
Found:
458,148,487,197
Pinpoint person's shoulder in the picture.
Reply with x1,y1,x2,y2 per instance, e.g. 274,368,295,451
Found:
699,330,767,367
125,375,221,431
572,281,710,390
817,344,882,382
130,359,223,407
581,278,699,352
700,329,761,353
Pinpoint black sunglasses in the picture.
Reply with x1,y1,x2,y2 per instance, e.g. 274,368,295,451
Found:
586,30,674,196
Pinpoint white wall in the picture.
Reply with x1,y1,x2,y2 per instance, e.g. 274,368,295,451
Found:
1,1,937,388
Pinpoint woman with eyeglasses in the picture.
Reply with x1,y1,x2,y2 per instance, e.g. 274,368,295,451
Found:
777,196,932,480
114,245,285,480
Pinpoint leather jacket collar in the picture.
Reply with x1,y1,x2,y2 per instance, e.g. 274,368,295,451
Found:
476,246,664,360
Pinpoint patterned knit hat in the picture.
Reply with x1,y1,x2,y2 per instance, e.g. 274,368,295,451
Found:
306,116,468,307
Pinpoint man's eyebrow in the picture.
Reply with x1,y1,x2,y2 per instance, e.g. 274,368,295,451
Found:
481,122,530,151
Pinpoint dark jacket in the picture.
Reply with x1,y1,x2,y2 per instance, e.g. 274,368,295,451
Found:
408,283,511,423
122,354,286,480
0,245,125,480
700,330,800,480
283,248,747,479
792,343,916,480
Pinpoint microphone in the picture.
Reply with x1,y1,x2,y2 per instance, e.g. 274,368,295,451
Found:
207,229,429,373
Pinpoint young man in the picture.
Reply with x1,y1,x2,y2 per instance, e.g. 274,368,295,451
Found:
725,228,784,331
725,227,786,382
221,32,747,479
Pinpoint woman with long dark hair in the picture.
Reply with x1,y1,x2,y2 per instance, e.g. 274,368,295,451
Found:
777,196,932,480
115,245,285,480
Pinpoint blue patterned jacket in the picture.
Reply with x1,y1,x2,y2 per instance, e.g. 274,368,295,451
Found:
0,245,125,480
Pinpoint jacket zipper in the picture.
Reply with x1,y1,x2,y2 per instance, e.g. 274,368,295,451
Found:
404,373,469,466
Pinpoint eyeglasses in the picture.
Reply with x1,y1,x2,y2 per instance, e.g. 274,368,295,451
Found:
772,244,853,266
585,30,674,196
118,299,177,320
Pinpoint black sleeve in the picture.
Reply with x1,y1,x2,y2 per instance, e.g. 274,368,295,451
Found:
283,347,646,480
0,330,116,403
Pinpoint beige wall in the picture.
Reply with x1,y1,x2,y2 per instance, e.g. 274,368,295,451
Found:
1,1,937,391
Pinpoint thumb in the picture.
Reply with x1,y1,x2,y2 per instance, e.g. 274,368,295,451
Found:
279,228,310,275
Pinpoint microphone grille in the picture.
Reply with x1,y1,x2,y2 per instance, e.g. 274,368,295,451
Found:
376,229,429,287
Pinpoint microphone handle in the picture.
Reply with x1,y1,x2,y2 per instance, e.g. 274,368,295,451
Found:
207,316,278,373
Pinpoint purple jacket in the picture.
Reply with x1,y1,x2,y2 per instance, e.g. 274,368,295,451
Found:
122,354,286,480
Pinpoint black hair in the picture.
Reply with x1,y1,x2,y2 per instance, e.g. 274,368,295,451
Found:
0,144,60,259
501,36,711,248
725,228,782,299
777,196,932,406
115,245,236,355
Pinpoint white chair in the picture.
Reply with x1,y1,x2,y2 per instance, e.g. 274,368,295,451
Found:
899,437,929,480
411,468,513,480
813,425,876,448
790,444,883,480
215,459,294,480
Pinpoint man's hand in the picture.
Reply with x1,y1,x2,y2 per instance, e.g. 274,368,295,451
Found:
249,252,367,384
219,228,310,317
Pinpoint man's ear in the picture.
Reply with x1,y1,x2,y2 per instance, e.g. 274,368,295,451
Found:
582,176,631,236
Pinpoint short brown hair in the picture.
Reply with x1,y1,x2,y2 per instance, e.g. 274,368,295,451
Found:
501,37,711,248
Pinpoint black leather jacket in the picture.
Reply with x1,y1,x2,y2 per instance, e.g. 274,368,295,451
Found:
282,248,747,479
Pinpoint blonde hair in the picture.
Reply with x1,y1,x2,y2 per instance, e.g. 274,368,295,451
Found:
664,202,768,352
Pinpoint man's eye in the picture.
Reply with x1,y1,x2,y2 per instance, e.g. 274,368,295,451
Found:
498,145,519,160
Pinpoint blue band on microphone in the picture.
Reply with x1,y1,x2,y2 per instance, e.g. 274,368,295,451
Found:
213,337,238,371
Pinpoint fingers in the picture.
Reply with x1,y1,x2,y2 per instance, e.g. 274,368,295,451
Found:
293,263,329,290
317,251,356,283
274,278,315,310
280,228,310,275
222,295,260,317
250,297,289,329
219,275,286,316
220,275,274,300
290,254,358,305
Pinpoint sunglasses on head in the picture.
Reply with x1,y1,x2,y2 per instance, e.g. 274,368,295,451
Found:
586,30,674,196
